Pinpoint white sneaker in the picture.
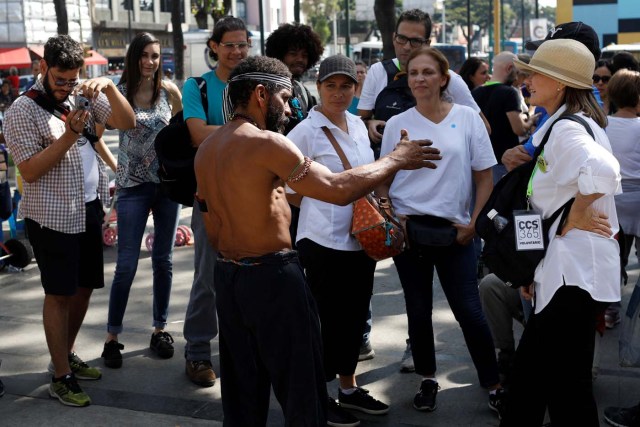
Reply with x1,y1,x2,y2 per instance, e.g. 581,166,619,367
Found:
400,338,415,373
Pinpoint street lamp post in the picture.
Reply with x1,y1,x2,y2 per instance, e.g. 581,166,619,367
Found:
442,0,446,44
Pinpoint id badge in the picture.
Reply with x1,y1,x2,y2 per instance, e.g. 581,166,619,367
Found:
513,210,544,251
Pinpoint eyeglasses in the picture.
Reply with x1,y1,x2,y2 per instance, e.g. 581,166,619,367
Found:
394,34,428,48
219,42,251,50
592,75,611,84
47,69,79,88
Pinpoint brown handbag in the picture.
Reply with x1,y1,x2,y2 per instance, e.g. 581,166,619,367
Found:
321,126,404,261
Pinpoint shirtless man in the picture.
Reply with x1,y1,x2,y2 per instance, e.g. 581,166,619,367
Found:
194,56,440,426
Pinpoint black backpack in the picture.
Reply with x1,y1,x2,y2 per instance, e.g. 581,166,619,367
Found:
155,77,207,207
372,59,416,123
475,115,595,288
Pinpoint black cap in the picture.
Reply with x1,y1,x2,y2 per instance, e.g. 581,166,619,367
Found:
318,54,357,83
525,21,601,61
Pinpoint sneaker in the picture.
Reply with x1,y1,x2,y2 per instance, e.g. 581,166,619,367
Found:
150,331,174,359
102,340,124,369
605,311,621,329
488,388,507,420
339,387,389,415
413,379,439,412
327,396,360,427
400,338,415,373
604,403,640,427
358,341,375,362
48,353,102,380
186,360,216,387
49,373,91,407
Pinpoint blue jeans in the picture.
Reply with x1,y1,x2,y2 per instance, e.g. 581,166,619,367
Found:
394,240,500,388
107,183,180,334
183,201,218,361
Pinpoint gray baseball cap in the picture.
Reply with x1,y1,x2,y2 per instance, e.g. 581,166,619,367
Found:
318,54,357,83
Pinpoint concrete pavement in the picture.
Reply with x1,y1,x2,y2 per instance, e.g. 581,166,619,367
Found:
1,130,639,426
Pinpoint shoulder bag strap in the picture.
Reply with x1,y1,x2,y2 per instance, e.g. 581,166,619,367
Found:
321,126,352,170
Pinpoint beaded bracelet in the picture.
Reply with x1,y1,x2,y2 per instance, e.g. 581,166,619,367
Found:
287,156,313,183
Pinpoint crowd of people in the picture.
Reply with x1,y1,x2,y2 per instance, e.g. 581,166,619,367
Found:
1,9,639,427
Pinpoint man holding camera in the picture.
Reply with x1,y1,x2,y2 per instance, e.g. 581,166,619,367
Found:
4,35,134,407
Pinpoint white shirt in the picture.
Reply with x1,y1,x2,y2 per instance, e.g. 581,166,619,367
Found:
79,141,99,203
380,104,496,224
357,58,480,113
606,116,640,181
530,105,622,313
287,107,375,251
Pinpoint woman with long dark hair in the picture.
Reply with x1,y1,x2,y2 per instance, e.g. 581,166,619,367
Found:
459,57,490,91
102,32,183,369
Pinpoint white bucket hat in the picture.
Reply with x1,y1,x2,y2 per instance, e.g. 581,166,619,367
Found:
514,38,594,89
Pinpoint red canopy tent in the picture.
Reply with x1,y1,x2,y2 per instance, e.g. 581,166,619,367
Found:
84,50,108,66
0,48,32,69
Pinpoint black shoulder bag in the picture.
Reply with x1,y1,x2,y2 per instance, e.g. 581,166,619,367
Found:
475,114,595,288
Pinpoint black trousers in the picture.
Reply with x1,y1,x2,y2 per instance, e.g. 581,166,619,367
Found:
501,285,604,427
298,238,376,382
214,251,327,426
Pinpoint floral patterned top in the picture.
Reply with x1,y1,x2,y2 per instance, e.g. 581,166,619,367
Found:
116,85,172,188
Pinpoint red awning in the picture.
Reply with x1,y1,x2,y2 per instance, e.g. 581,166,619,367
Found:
29,45,45,59
0,48,32,70
84,50,108,66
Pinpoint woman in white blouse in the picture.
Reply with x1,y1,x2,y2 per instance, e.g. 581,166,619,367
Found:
604,69,640,328
504,39,622,427
287,55,389,425
377,46,501,417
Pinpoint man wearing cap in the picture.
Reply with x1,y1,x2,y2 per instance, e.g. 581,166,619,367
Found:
503,21,603,171
472,51,539,183
194,55,440,426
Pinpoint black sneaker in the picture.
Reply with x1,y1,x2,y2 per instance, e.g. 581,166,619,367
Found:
339,387,389,415
327,396,360,427
413,379,439,412
604,403,640,427
488,388,507,420
358,341,375,362
150,331,174,359
102,340,124,369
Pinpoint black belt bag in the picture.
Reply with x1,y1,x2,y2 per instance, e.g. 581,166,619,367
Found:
406,214,457,247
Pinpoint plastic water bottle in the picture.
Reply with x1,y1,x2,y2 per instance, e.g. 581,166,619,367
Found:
487,209,509,233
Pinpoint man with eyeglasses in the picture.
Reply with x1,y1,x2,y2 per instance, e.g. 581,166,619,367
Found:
357,9,485,152
181,15,251,388
356,7,485,375
3,35,135,407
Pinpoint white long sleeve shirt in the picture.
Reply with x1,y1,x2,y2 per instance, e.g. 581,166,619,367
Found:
530,105,622,313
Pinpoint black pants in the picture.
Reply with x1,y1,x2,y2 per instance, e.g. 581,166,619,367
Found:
501,285,604,427
214,251,327,427
298,238,376,382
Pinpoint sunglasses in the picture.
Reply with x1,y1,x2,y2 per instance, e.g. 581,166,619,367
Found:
592,75,611,84
47,69,79,88
219,42,251,50
394,34,428,48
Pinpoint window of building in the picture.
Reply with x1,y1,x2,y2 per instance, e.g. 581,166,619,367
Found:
140,0,153,12
236,0,246,22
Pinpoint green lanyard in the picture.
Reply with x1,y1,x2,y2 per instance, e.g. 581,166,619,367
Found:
526,150,547,209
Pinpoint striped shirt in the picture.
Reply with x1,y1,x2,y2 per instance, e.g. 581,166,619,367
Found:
4,81,111,234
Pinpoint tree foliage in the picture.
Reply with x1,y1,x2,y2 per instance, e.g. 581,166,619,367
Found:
301,0,339,45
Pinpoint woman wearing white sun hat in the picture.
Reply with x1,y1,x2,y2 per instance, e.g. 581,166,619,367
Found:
501,38,622,427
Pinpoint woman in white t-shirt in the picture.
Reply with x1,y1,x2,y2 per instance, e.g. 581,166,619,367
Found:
378,47,502,416
287,55,389,426
504,39,621,427
604,69,640,327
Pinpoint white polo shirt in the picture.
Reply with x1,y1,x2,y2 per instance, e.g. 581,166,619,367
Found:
530,105,622,313
287,107,375,251
357,58,480,113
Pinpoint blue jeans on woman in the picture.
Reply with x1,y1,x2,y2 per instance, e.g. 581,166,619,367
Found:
394,239,500,388
107,182,180,334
